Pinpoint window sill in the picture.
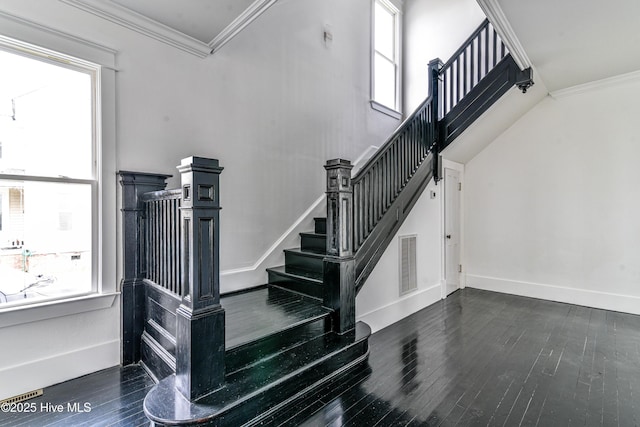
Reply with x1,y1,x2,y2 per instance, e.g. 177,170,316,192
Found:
370,100,402,120
0,292,119,328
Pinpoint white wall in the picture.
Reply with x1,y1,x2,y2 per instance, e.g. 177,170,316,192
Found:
0,0,402,399
357,178,442,332
464,76,640,314
356,0,486,333
403,0,486,112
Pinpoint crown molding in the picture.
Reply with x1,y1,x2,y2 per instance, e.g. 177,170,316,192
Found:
550,69,640,99
60,0,213,57
0,10,117,68
476,0,531,71
209,0,279,53
61,0,279,58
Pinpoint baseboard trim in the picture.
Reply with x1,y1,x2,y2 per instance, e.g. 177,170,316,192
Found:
0,340,120,401
356,283,441,333
466,274,640,315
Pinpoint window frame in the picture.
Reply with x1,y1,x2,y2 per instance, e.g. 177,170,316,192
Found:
0,16,117,327
371,0,402,119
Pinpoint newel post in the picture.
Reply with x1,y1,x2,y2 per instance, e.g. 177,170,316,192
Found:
118,171,171,366
428,58,443,183
175,156,225,401
323,159,356,334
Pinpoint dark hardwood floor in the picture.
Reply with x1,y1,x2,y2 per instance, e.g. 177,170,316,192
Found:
4,288,640,426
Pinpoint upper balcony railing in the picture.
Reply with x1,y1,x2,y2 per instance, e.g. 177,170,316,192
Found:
440,19,509,116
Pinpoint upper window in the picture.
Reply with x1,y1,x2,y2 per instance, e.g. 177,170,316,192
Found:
0,37,99,307
372,0,401,115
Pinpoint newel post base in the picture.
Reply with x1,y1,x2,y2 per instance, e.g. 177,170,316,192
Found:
323,159,356,334
323,256,356,334
175,305,226,401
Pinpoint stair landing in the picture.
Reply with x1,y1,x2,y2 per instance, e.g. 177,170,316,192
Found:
222,286,330,349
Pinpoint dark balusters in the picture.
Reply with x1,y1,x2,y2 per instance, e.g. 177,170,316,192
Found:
439,20,508,116
142,190,182,294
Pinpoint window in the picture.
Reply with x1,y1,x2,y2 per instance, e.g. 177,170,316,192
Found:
0,37,98,307
372,0,401,116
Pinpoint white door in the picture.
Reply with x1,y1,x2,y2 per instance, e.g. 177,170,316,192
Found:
444,168,461,296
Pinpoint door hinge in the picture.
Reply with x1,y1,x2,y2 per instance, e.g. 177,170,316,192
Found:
458,182,462,191
458,264,463,273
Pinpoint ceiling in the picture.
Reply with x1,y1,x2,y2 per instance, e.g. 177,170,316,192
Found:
62,0,278,57
111,0,256,44
487,0,640,93
61,0,640,91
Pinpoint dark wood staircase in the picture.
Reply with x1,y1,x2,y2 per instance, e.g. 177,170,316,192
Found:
266,217,327,300
120,17,534,427
126,198,370,426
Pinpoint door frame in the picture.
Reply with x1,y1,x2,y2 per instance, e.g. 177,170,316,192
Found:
440,159,464,298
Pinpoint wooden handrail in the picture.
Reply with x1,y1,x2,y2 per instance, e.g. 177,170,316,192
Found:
439,19,509,115
440,19,490,71
326,18,532,300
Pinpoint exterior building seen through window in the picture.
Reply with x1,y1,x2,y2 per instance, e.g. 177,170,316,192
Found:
0,38,98,306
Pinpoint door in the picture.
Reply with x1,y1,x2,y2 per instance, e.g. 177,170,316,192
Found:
444,168,461,296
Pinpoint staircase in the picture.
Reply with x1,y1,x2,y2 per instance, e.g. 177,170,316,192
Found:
145,286,370,426
119,18,533,427
266,218,327,300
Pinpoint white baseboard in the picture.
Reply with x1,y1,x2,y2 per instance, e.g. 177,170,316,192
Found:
0,340,120,401
356,283,441,333
466,274,640,315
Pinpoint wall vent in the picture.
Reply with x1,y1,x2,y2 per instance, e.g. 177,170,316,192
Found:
399,235,417,295
0,389,43,405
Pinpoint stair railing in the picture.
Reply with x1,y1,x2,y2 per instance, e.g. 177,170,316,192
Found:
119,156,225,402
324,19,534,335
140,189,182,295
440,19,509,116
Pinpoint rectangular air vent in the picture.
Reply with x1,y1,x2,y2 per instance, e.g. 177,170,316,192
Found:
399,235,417,295
0,389,43,405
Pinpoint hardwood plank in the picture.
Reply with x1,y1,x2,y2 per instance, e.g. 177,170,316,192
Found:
6,289,640,427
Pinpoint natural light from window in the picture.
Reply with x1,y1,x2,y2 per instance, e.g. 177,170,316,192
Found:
373,0,399,111
0,42,96,307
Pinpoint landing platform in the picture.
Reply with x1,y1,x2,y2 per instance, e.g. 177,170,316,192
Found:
221,286,331,349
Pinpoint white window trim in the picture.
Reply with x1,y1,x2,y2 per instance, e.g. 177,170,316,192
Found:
0,12,118,327
371,0,403,118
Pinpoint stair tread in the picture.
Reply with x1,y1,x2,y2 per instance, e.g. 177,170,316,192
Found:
144,322,371,425
299,231,326,237
226,322,369,391
267,265,323,283
221,287,330,350
284,247,326,257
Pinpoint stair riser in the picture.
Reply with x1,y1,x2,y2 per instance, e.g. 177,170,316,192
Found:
267,271,323,300
300,233,326,253
225,315,330,375
285,251,323,274
314,218,326,234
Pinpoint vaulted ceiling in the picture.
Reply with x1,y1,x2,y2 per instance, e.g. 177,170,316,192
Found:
479,0,640,93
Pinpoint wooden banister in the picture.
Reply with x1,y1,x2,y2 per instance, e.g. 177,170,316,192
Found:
325,18,534,307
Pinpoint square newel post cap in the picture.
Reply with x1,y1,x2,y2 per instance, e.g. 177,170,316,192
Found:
177,156,224,174
324,158,353,171
428,57,443,68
